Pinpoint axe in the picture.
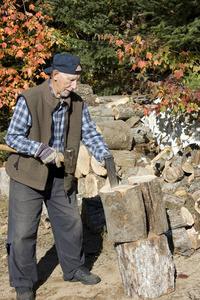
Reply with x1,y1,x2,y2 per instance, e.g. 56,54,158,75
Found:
104,154,119,188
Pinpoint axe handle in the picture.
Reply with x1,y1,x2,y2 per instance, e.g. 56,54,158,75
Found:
0,144,18,153
0,144,64,162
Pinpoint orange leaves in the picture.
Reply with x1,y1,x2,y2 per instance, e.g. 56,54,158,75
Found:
107,28,200,117
2,42,7,49
138,60,146,69
37,43,44,51
29,4,35,11
116,39,123,47
146,52,152,60
16,49,24,58
174,69,184,79
0,0,55,109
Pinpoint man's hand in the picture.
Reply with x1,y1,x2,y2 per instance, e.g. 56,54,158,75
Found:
35,144,64,168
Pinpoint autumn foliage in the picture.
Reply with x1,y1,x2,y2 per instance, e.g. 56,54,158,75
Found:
109,34,200,119
0,0,54,109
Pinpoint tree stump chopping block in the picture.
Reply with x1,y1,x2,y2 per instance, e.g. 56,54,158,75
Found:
99,184,147,242
116,234,175,299
128,175,169,235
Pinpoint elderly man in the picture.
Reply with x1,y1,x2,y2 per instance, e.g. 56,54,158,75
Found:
5,53,111,300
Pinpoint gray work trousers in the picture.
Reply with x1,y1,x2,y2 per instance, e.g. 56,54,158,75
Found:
6,167,85,288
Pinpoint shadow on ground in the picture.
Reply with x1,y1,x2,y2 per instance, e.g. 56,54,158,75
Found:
34,226,104,292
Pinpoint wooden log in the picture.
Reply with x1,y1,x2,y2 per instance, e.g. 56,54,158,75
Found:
77,177,86,195
95,95,130,106
182,161,194,174
162,164,184,183
85,173,106,198
116,234,175,299
91,155,107,176
87,106,114,123
109,150,136,178
171,227,192,252
131,126,153,145
99,183,147,242
96,120,134,150
75,144,90,177
113,105,135,120
180,207,194,227
151,146,174,174
191,191,200,231
187,227,200,250
163,193,186,210
128,175,169,235
182,144,200,165
167,209,187,230
125,116,140,128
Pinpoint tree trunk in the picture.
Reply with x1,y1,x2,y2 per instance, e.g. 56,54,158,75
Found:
99,183,147,242
116,234,175,299
128,175,169,235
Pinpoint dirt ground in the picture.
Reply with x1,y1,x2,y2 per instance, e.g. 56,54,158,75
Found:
0,193,200,300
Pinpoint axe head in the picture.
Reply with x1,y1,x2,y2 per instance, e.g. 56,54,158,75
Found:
104,154,119,188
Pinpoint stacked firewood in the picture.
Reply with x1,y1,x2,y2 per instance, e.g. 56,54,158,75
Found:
76,93,200,255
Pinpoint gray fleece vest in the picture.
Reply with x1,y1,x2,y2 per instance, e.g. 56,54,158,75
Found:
6,79,83,191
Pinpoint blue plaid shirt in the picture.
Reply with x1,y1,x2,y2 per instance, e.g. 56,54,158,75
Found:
5,83,110,163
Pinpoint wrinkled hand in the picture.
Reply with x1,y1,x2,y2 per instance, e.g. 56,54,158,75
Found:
35,144,64,168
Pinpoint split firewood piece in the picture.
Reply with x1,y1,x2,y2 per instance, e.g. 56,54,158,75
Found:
151,146,174,173
99,183,147,242
128,175,169,235
171,227,192,252
125,116,140,128
191,191,200,231
77,177,86,195
180,207,194,227
96,120,134,150
182,161,194,174
75,144,91,178
167,209,187,230
110,150,136,178
187,227,200,250
116,234,175,299
91,155,107,176
182,145,200,165
85,173,106,198
162,164,184,183
194,209,200,231
113,105,135,120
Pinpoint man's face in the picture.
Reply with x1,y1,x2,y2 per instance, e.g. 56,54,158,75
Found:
52,65,81,99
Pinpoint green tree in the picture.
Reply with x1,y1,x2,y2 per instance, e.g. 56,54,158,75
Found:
135,0,200,52
46,0,141,95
